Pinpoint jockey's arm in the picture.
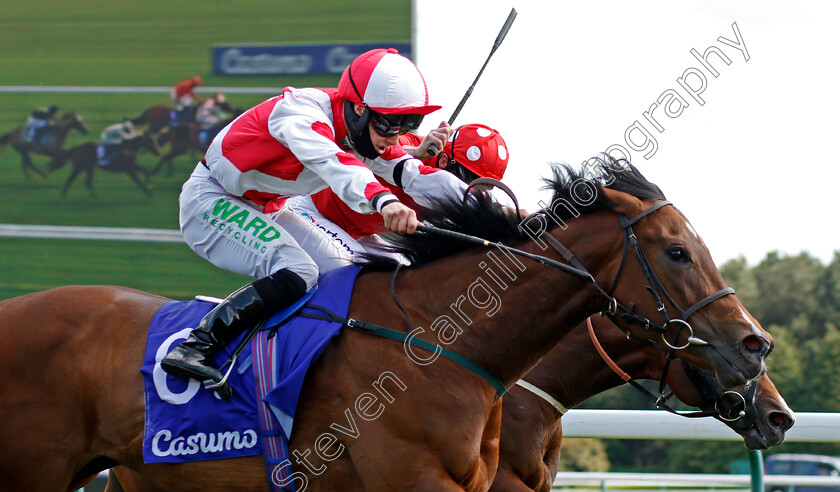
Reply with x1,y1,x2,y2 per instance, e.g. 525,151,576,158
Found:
364,148,467,208
269,94,398,216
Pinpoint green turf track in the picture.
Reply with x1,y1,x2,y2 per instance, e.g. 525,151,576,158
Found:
0,0,410,301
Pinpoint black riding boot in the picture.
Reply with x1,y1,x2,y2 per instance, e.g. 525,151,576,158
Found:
161,269,307,398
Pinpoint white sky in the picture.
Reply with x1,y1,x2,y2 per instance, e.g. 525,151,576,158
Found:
414,0,839,266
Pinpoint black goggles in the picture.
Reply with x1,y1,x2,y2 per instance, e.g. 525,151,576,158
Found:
369,111,424,137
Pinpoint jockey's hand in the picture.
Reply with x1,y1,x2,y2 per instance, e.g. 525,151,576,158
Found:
381,201,418,234
407,121,453,158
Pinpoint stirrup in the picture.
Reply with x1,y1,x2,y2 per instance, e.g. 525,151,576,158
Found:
203,354,237,400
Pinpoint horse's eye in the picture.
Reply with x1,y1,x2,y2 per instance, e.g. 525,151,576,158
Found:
667,246,690,262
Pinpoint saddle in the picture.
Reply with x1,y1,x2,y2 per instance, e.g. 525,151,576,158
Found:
96,144,121,167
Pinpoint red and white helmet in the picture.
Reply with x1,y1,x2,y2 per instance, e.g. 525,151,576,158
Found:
338,48,441,115
443,124,509,180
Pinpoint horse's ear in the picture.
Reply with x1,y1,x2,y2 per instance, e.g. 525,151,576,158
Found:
601,188,646,217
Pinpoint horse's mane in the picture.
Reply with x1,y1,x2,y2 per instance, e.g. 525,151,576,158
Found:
360,155,666,270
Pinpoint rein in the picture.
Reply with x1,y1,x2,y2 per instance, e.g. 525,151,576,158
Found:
413,197,740,416
416,199,735,350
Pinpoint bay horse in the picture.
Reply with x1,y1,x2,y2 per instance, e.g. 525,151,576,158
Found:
102,313,793,492
48,132,159,197
131,104,173,137
490,315,794,492
0,160,773,491
0,112,89,178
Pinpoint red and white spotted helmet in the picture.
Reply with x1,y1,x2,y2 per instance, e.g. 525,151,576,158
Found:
338,48,441,115
443,124,509,180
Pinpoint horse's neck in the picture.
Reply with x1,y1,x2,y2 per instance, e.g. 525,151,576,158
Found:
53,122,71,141
525,324,665,412
391,212,623,389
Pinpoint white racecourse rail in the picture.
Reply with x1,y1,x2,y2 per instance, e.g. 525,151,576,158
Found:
555,410,840,490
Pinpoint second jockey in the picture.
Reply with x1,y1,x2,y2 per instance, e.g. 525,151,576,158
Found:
161,49,467,397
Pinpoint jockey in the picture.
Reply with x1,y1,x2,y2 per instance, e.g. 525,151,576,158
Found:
99,120,142,165
286,123,509,256
24,105,59,143
195,93,232,149
162,48,467,396
195,93,231,130
170,75,203,134
171,75,203,109
100,119,141,146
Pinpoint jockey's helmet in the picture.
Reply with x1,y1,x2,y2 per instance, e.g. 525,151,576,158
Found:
441,124,509,181
339,48,440,159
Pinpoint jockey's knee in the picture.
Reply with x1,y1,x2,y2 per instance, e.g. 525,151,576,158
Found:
285,262,319,291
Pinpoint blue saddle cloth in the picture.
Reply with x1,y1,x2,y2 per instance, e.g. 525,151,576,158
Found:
96,144,120,167
141,265,361,468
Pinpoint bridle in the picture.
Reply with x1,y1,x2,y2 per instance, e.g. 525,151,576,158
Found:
586,315,758,424
421,199,735,351
602,200,735,350
417,196,742,411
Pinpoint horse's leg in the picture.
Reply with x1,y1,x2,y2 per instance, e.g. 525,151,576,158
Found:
149,153,173,177
104,469,125,492
85,166,98,197
108,466,167,492
61,165,84,197
126,168,153,196
21,150,47,179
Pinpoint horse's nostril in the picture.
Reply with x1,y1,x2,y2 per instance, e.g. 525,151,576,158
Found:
769,411,795,432
743,336,761,353
742,335,770,357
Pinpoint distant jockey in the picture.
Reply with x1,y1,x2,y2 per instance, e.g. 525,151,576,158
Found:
23,105,59,144
195,93,233,149
98,120,142,167
170,75,203,140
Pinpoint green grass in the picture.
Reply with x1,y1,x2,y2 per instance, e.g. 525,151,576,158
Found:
0,0,410,300
0,0,411,86
0,237,250,301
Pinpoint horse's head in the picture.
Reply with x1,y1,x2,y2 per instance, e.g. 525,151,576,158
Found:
668,362,795,449
60,112,89,135
583,314,792,449
535,159,773,389
602,186,772,387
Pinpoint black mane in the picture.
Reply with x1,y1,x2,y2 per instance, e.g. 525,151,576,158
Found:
360,155,666,270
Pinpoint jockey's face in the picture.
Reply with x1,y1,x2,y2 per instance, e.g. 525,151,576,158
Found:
353,104,399,155
367,120,400,153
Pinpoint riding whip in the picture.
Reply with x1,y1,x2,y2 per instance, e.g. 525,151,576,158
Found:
426,7,517,157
